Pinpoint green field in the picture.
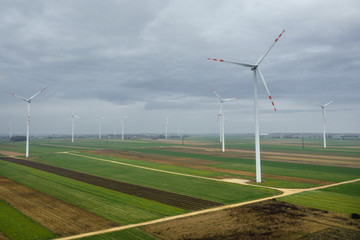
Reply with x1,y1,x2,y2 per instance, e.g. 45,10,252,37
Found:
0,161,187,224
0,199,56,240
280,181,360,214
1,152,278,205
0,136,359,240
79,228,160,240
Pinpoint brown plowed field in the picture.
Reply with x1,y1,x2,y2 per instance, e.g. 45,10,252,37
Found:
0,157,221,211
86,149,333,185
142,200,360,240
0,176,117,237
170,146,360,168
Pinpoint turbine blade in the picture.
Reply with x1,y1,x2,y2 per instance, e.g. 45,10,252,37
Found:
209,85,224,101
323,99,336,107
223,97,241,102
207,58,254,68
7,91,28,102
309,100,323,108
257,68,276,112
256,30,285,66
29,87,48,101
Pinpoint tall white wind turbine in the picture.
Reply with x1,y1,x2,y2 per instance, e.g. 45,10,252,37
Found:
121,115,128,140
208,30,285,182
311,99,335,148
71,109,79,143
165,117,169,140
209,86,240,152
7,87,47,158
9,121,13,140
98,117,104,140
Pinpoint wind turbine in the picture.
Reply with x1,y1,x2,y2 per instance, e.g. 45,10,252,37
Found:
311,99,335,148
165,117,169,140
209,86,240,152
71,109,79,143
7,87,47,158
121,115,128,140
9,121,13,140
98,117,104,140
208,30,285,182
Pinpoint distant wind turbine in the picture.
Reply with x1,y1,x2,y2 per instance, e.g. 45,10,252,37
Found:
7,87,47,157
98,117,104,140
71,109,79,143
208,30,285,182
310,99,336,148
209,85,240,152
165,117,169,140
9,121,13,140
121,115,128,140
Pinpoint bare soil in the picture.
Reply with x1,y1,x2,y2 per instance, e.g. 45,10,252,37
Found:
0,233,8,240
0,150,24,157
168,146,360,168
86,149,333,185
142,200,360,240
0,157,221,211
0,176,117,237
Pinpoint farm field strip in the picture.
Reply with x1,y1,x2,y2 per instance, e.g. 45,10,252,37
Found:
84,149,334,186
0,156,221,211
0,160,186,225
65,151,315,191
164,146,360,167
280,180,360,214
0,198,56,240
63,151,219,182
56,178,360,240
10,152,279,204
0,176,117,237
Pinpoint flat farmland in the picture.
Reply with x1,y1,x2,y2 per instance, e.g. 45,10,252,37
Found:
0,136,359,240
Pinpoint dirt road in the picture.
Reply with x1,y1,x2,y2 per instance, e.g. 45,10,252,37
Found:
54,163,360,240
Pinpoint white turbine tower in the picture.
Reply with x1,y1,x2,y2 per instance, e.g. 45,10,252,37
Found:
208,30,285,182
121,115,128,140
311,99,335,148
209,86,240,152
7,87,47,158
165,117,169,140
98,117,104,140
71,109,79,143
9,121,13,140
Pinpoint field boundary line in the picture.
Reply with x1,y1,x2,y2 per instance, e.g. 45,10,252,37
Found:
55,178,360,240
60,152,228,183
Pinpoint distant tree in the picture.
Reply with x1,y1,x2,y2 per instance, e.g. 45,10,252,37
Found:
10,136,26,142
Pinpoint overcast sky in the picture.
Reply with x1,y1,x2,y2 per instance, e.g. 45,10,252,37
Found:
1,0,359,136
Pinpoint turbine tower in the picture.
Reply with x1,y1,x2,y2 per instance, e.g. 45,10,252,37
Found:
7,87,47,158
9,121,13,140
98,117,104,139
209,86,240,152
311,99,335,148
121,115,128,140
71,109,79,143
208,30,285,182
165,117,169,140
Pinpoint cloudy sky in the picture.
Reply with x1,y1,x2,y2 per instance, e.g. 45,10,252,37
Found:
1,0,359,136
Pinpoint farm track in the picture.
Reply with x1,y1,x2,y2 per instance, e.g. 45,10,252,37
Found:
87,149,334,185
0,157,221,211
56,178,360,240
